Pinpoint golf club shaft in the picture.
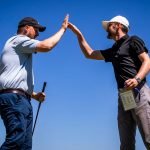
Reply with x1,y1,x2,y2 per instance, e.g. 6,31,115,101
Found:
32,82,47,136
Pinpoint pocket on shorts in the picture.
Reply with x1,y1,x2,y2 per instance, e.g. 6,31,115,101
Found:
147,112,150,123
147,103,150,119
145,108,150,143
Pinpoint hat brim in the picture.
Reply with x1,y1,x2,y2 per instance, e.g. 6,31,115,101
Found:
102,21,110,31
34,24,46,32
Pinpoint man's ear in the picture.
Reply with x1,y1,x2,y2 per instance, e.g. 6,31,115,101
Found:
22,25,29,34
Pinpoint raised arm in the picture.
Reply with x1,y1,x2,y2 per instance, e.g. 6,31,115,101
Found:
35,15,69,52
68,22,104,60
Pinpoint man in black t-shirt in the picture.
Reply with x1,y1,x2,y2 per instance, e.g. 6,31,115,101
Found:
68,15,150,150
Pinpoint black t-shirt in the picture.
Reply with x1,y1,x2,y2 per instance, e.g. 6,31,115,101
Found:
100,35,148,88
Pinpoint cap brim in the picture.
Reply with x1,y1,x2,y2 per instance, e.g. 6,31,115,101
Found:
102,21,110,31
34,24,46,32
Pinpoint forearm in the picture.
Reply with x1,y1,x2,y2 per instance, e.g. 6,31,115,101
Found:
124,53,150,89
77,34,93,58
36,27,65,52
77,34,104,60
135,60,150,80
68,22,104,60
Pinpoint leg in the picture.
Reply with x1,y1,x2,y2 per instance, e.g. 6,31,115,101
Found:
22,100,33,150
133,84,150,150
0,93,32,150
118,97,136,150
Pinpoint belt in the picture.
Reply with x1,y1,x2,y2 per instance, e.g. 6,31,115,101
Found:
0,88,31,99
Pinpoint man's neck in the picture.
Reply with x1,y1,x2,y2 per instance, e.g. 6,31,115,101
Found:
115,32,126,41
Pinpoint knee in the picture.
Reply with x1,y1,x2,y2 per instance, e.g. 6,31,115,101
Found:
1,135,26,150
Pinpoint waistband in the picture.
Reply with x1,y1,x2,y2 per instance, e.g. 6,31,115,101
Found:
0,88,31,99
135,80,146,90
118,80,146,91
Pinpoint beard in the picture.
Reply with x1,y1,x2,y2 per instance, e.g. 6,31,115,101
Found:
107,32,112,39
107,26,118,39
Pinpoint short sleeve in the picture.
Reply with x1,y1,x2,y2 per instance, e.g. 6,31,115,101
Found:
14,35,40,53
100,48,113,62
130,36,148,55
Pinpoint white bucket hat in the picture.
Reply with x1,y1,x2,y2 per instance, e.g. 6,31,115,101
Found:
102,15,129,31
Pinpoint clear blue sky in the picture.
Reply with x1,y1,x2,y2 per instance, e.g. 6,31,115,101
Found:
0,0,150,150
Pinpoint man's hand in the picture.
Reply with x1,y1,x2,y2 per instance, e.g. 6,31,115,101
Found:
61,14,69,31
68,22,82,36
124,78,138,90
32,92,46,102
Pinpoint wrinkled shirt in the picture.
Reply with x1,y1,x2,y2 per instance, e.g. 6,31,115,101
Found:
0,34,40,94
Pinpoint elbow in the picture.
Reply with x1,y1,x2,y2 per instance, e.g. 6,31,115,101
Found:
43,45,53,52
83,53,92,59
85,54,91,59
84,50,93,59
36,42,53,52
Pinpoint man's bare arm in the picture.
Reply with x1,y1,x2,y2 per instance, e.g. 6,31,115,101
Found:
35,15,69,52
68,22,104,60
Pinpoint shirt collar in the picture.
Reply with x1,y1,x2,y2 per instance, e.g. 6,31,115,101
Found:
116,34,129,45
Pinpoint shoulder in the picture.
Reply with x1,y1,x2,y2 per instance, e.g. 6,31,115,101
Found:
6,35,30,45
14,35,39,46
129,35,145,44
16,35,31,42
129,35,148,53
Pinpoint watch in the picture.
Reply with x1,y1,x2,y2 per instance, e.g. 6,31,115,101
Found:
135,77,141,84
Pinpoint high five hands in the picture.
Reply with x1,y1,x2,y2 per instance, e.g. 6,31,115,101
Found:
61,14,69,31
68,22,82,36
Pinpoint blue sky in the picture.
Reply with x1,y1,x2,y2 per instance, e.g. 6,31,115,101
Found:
0,0,150,149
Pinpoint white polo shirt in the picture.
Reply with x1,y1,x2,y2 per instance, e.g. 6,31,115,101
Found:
0,34,40,94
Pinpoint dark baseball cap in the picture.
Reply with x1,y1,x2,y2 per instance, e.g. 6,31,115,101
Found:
18,17,46,32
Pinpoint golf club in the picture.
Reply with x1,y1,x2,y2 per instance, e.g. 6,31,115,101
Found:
32,81,47,136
